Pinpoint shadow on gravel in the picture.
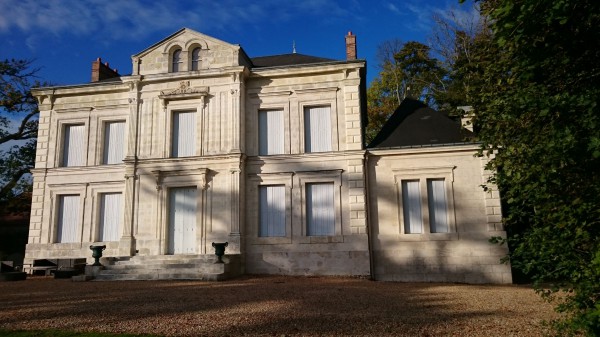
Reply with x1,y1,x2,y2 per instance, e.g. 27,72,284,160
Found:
0,275,554,336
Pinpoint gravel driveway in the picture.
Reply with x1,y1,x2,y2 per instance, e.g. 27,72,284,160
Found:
0,275,559,336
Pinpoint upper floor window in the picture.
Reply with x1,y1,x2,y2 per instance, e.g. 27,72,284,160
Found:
191,47,201,71
103,121,125,165
172,49,182,72
258,109,284,155
304,106,332,153
62,124,85,167
172,111,196,157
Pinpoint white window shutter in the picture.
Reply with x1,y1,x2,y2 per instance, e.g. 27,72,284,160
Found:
259,110,284,155
304,106,332,153
306,183,335,236
259,185,286,237
63,125,85,166
99,193,122,241
402,180,423,234
57,195,80,243
427,179,449,233
172,111,196,157
103,121,125,164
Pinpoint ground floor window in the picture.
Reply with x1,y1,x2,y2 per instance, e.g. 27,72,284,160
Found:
306,182,335,236
259,185,286,237
57,195,80,243
98,193,122,241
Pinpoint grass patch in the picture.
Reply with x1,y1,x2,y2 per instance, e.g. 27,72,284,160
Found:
0,329,160,337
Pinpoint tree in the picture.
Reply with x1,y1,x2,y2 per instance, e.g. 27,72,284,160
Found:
0,59,41,203
468,0,600,334
366,41,446,144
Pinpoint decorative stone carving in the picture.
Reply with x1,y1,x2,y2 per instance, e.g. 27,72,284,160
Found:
160,81,208,96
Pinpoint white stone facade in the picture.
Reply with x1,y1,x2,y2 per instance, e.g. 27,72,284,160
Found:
26,28,511,283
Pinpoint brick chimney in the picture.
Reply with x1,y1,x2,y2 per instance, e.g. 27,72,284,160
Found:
91,57,120,82
345,31,357,60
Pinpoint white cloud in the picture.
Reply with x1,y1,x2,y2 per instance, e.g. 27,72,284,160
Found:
0,0,360,44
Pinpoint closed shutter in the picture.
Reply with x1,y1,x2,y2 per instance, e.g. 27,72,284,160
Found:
172,111,196,157
63,125,85,166
99,193,122,241
168,187,197,254
306,183,335,236
304,106,332,153
57,195,80,243
259,110,284,155
402,180,422,234
103,121,125,164
259,185,286,237
427,179,449,233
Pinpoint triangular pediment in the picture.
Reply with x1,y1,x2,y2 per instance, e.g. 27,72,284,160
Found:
132,28,250,76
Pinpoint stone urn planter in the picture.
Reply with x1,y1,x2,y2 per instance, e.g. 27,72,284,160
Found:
89,245,106,266
212,242,228,263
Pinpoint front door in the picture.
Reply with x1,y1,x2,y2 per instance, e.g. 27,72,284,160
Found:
168,187,197,254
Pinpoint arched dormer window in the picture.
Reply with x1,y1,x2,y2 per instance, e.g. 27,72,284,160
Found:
191,47,201,71
171,49,182,72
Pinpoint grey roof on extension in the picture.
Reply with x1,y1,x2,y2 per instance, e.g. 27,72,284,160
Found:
368,98,473,148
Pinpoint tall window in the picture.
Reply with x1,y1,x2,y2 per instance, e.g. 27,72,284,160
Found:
427,179,449,233
172,49,182,72
62,124,85,167
401,178,450,234
258,109,284,155
402,180,423,234
172,111,196,157
191,47,201,71
304,106,332,153
98,193,122,242
57,195,80,243
103,121,125,164
306,183,335,236
259,185,286,237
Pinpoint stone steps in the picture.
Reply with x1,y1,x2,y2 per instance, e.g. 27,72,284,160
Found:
92,254,242,281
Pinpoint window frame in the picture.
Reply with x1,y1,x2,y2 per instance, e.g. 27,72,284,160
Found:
393,166,457,240
248,172,293,245
258,108,285,156
297,170,343,243
190,47,201,71
97,192,124,242
101,120,126,165
57,121,88,167
171,48,183,72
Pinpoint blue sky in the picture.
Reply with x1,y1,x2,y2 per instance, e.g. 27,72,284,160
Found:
0,0,477,86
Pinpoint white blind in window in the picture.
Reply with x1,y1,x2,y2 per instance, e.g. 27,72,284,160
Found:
57,195,80,243
259,110,284,155
172,111,196,157
63,124,85,166
304,106,332,153
259,185,286,237
306,183,335,236
103,121,125,164
402,180,422,234
427,179,449,233
99,193,122,241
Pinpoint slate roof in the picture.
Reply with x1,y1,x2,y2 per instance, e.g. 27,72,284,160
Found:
368,98,473,148
251,53,336,68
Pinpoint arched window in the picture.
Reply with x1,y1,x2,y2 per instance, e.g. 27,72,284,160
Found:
191,47,201,71
172,49,182,72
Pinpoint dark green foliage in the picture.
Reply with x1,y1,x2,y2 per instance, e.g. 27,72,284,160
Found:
366,41,447,144
0,59,42,202
467,0,600,334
